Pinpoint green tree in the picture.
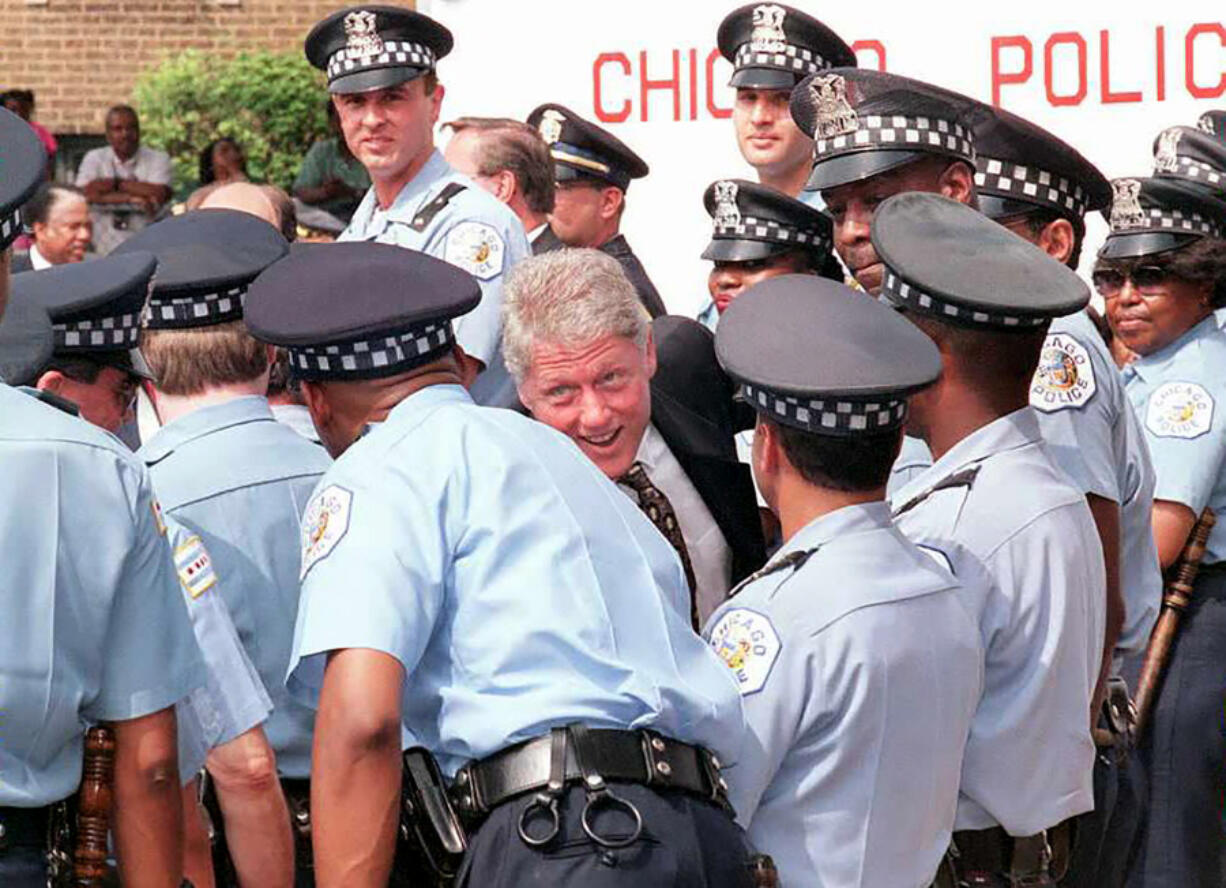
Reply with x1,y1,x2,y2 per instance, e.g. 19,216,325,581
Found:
132,49,329,195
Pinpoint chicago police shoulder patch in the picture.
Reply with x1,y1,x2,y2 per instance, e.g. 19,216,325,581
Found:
443,221,505,281
1030,333,1096,412
301,484,354,580
1146,381,1215,439
707,608,782,696
175,534,217,599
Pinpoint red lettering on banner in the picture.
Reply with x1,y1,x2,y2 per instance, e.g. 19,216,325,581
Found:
689,49,698,120
852,40,887,71
1186,23,1226,99
1156,26,1167,101
991,36,1033,105
705,48,732,119
640,50,681,122
593,53,631,123
1100,30,1142,103
1044,32,1088,106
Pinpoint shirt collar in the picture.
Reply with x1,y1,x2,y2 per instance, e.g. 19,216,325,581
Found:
29,244,51,270
776,500,894,558
632,423,667,474
382,150,450,220
1126,314,1219,385
140,395,275,462
387,382,473,422
919,406,1042,482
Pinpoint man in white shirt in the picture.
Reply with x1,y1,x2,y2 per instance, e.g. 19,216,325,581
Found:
13,183,91,271
504,248,766,627
76,105,172,253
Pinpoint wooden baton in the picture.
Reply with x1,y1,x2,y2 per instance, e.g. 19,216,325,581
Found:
73,725,116,886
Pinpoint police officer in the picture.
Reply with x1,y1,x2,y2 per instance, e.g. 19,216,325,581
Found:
115,210,329,886
705,274,982,886
526,102,666,317
304,5,530,405
243,241,751,886
878,193,1105,886
0,106,203,887
1096,160,1226,886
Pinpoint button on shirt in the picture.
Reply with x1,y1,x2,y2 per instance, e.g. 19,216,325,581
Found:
1123,315,1226,565
705,502,982,887
891,407,1106,835
74,144,173,253
286,384,744,777
618,423,733,623
139,396,331,779
0,384,202,805
340,150,531,368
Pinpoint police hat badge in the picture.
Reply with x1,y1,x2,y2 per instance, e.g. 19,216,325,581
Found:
1154,128,1183,174
538,109,565,146
713,181,742,229
1110,179,1146,230
344,9,385,60
810,74,858,139
750,5,787,52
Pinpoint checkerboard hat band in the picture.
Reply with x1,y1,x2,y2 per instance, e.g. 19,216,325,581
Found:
975,157,1089,219
54,314,142,350
144,285,245,329
0,210,20,251
290,321,455,379
734,42,828,77
1157,156,1225,188
880,268,1047,330
741,382,908,436
712,214,831,249
326,40,436,81
1111,206,1224,239
815,115,974,164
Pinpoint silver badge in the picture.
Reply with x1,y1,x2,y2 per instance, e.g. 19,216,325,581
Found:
750,5,788,53
1199,114,1217,135
344,10,384,59
713,181,741,229
810,74,858,139
1154,128,1182,173
1110,179,1146,230
538,109,565,146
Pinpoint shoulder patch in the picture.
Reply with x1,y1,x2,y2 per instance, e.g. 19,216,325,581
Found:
175,535,217,599
1030,332,1096,412
1146,381,1214,439
301,485,353,580
443,221,505,281
707,608,781,696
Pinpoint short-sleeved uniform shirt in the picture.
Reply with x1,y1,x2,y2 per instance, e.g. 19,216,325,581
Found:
286,384,745,777
0,384,202,805
140,396,330,779
1123,315,1226,565
891,407,1106,835
705,502,982,887
74,144,173,253
1032,310,1161,656
340,149,531,368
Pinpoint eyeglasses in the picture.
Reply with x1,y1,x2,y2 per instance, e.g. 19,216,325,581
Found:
1092,265,1171,297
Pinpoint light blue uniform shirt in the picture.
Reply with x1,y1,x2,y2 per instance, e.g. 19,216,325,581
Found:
891,408,1106,835
340,149,531,369
140,396,330,779
704,502,982,887
286,384,745,777
0,384,202,806
1031,310,1160,656
887,435,934,498
1123,315,1226,564
696,298,719,332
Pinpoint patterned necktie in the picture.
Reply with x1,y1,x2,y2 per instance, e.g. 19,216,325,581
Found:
619,461,700,631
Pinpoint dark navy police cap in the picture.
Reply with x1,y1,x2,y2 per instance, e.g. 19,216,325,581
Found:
1151,125,1226,195
527,104,647,191
306,5,452,95
871,192,1089,329
791,68,984,194
244,242,480,381
717,4,855,91
0,108,46,251
0,296,53,386
114,209,289,330
1101,176,1226,259
973,106,1110,228
702,178,832,263
716,274,940,437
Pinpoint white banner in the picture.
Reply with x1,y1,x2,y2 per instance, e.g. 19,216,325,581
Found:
421,0,1226,315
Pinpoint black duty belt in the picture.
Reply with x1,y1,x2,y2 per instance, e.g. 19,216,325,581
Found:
0,805,51,850
449,727,728,819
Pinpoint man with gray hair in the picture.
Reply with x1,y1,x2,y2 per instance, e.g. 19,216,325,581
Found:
505,248,765,626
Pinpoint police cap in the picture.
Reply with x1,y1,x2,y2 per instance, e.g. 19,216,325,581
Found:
1101,175,1226,259
702,178,832,263
0,107,46,251
0,296,53,386
305,5,453,95
527,104,648,191
717,4,855,90
1151,125,1226,195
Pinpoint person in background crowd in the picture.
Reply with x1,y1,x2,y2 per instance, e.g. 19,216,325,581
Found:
292,100,370,224
443,116,555,249
76,104,173,253
13,183,92,271
2,89,55,179
186,137,250,209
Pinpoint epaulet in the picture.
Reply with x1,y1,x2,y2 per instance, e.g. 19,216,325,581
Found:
410,182,467,232
725,548,817,602
892,465,981,518
17,386,81,417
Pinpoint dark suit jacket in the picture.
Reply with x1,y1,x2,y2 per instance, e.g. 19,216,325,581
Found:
602,234,666,318
650,315,766,586
10,251,33,274
530,224,564,255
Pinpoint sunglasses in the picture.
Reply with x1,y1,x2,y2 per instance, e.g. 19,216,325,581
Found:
1091,265,1171,296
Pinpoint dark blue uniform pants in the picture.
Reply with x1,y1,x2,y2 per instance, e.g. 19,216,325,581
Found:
0,846,46,887
456,783,754,887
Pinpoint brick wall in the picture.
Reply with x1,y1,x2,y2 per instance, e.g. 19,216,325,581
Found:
1,0,413,135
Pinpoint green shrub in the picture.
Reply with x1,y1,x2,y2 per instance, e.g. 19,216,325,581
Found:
131,49,329,195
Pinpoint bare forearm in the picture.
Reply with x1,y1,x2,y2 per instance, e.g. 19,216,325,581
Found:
110,709,185,888
1087,494,1124,723
118,180,171,204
